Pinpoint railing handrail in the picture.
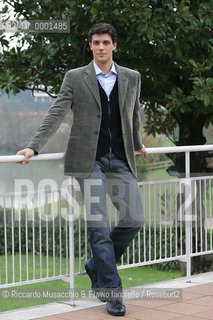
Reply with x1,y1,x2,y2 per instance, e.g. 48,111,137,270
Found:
0,144,213,163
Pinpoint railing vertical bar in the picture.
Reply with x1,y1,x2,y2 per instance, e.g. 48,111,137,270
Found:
190,181,194,255
78,205,81,274
59,190,62,276
159,184,162,260
138,185,141,263
164,184,167,259
175,183,178,257
195,181,198,253
138,224,141,263
69,177,75,304
132,238,135,265
199,180,203,252
185,150,191,282
148,184,151,262
45,191,49,278
180,182,183,256
4,196,8,284
127,246,129,265
204,180,207,252
39,193,42,280
143,184,146,262
11,195,15,283
0,222,1,284
32,196,35,280
18,200,22,282
109,196,112,229
209,179,212,251
115,208,118,226
65,193,68,275
121,234,124,265
25,205,29,282
169,182,172,257
84,203,88,267
52,192,56,277
154,184,156,261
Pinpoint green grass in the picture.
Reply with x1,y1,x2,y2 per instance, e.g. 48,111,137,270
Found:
118,266,181,288
146,168,174,181
0,254,76,284
0,265,181,312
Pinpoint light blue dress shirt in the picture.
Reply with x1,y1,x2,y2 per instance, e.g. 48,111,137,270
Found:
93,60,117,98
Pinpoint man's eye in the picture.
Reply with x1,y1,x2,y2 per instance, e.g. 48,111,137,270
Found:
93,41,99,45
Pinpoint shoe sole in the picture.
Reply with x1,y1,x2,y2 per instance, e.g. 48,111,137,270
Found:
107,310,126,316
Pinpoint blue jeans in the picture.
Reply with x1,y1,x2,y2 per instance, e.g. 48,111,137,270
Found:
76,152,144,290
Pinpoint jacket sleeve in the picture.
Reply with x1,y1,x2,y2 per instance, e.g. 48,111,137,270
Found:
133,73,143,151
26,71,73,154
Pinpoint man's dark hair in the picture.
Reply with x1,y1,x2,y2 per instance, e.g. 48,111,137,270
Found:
89,23,117,43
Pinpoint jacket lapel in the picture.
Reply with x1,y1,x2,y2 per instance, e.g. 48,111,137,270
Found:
115,63,129,115
83,62,101,110
83,61,129,114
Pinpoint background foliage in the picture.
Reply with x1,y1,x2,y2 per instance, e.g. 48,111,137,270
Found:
1,0,213,175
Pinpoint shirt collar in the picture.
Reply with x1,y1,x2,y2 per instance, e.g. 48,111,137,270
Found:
93,60,117,75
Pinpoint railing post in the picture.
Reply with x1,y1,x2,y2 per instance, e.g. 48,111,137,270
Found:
69,177,75,304
185,151,191,282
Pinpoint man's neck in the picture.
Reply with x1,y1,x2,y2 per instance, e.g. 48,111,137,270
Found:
94,60,112,74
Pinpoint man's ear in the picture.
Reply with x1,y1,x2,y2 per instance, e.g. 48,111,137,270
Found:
112,42,117,51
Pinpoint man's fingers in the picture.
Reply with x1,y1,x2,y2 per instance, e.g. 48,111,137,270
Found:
136,146,148,158
142,145,147,158
16,150,24,155
16,155,28,164
16,148,35,164
16,152,25,164
143,149,147,158
141,151,147,158
22,155,30,164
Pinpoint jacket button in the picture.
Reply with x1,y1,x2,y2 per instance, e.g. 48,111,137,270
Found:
97,114,101,118
95,131,99,134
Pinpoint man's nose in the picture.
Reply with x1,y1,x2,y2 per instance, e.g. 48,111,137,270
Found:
99,43,104,50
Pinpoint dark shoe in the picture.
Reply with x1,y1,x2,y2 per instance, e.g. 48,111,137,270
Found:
106,300,126,316
85,261,107,302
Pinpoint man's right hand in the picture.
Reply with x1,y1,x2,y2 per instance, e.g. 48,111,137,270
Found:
16,148,35,165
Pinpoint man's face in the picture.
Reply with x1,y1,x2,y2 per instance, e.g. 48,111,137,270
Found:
89,33,117,65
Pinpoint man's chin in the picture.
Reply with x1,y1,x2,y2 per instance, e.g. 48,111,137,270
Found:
96,55,108,61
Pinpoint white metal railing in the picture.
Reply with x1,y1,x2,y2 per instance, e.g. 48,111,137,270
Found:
0,144,213,290
146,159,173,170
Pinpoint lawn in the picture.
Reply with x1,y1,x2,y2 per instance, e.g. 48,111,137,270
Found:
147,168,174,181
0,263,181,312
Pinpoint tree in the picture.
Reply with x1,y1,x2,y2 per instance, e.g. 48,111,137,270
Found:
1,0,212,171
0,0,213,274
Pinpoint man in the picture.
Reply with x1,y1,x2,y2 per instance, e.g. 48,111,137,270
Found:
17,23,147,316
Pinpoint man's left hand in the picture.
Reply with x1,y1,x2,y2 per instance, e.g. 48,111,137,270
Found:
136,145,147,158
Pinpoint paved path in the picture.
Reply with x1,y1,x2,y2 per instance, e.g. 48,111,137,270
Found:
1,272,213,320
